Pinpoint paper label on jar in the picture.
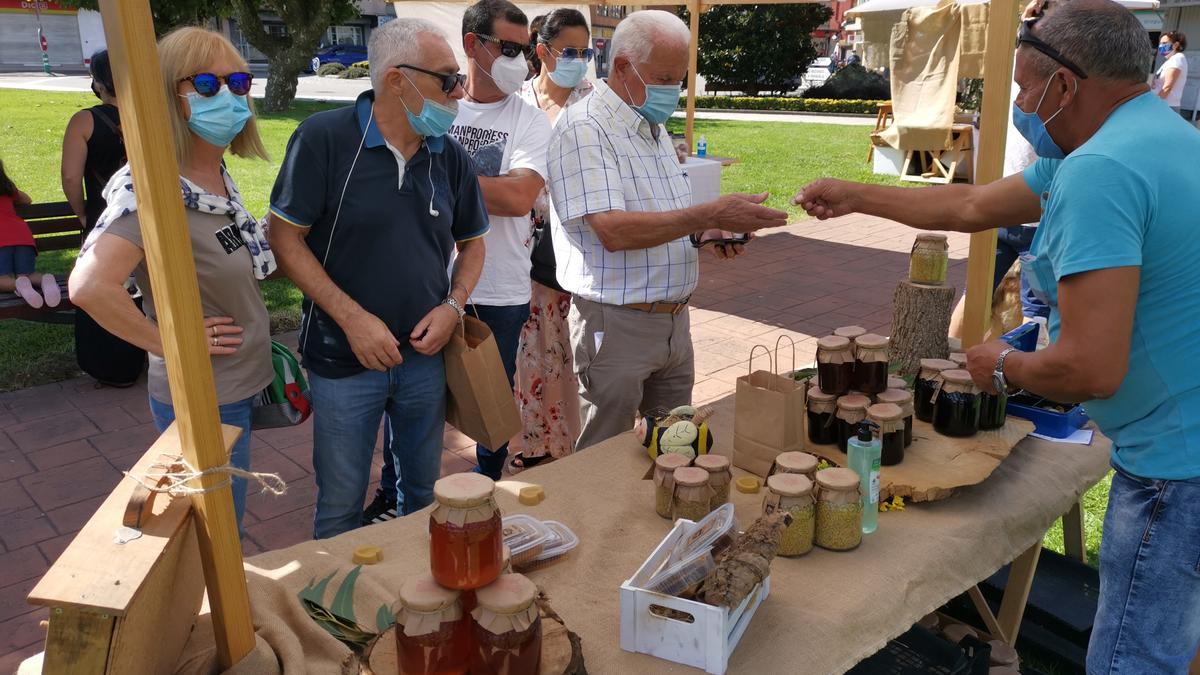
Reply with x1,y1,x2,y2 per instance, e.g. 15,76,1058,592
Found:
869,461,881,505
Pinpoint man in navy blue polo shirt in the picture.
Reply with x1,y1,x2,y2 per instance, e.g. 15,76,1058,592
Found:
268,18,488,540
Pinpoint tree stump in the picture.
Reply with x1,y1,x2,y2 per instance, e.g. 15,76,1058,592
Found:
890,280,956,376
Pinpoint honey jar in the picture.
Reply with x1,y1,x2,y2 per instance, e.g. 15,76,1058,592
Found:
429,473,503,590
395,574,470,675
470,574,542,675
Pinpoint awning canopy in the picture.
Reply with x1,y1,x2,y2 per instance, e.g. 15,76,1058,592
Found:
848,0,1158,15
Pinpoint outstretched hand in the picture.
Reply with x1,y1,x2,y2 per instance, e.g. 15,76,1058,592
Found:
792,179,857,220
710,192,789,233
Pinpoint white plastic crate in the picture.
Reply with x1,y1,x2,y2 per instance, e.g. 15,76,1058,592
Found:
619,519,770,675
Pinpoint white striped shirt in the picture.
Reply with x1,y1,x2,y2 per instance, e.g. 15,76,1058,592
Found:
547,80,697,305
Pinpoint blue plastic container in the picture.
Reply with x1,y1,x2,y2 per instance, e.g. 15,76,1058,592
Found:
1000,323,1090,439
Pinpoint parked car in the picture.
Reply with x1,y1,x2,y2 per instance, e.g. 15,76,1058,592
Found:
307,44,368,73
802,57,834,91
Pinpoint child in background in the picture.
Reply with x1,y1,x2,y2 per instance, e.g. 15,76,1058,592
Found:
0,159,60,308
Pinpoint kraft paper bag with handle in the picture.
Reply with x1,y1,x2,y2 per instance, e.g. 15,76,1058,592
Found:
444,314,522,449
733,338,808,477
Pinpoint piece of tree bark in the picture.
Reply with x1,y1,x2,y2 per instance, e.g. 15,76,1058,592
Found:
890,280,956,377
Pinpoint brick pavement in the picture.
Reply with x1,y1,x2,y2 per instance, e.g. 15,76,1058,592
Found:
0,214,968,670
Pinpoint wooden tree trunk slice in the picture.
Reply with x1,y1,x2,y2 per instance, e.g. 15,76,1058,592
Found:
890,280,957,377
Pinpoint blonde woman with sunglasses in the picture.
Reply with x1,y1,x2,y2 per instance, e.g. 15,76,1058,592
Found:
70,27,275,531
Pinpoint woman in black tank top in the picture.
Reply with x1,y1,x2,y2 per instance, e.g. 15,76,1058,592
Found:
61,50,126,235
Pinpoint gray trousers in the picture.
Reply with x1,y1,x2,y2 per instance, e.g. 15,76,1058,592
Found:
568,297,695,450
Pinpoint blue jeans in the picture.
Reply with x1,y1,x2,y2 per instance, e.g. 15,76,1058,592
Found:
310,350,445,539
149,395,254,532
379,303,528,489
0,245,36,277
995,225,1049,319
1087,466,1200,674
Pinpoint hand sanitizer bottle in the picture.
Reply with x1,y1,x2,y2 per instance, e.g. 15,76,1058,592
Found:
847,421,880,534
697,135,707,158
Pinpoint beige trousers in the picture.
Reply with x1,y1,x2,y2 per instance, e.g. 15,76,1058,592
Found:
568,297,695,451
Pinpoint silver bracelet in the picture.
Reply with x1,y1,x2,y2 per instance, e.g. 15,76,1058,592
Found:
443,296,466,319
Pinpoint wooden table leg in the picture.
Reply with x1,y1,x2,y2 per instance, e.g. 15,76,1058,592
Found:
968,585,1007,643
1062,500,1087,564
997,540,1043,646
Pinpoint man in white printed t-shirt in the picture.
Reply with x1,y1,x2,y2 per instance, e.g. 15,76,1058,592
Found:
450,0,552,478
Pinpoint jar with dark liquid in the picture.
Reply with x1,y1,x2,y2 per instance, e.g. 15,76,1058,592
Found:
835,394,871,452
853,334,890,395
429,473,503,590
875,388,914,447
817,336,854,395
914,358,958,423
807,388,840,446
933,369,981,437
395,574,470,675
834,325,866,358
471,574,542,675
979,390,1009,430
867,402,907,466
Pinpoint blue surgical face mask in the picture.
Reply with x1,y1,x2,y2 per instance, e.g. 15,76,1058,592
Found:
399,72,459,138
549,55,588,89
628,64,681,126
185,87,251,148
1011,74,1073,160
1159,43,1173,56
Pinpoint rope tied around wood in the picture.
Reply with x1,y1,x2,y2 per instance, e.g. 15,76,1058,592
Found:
124,454,287,497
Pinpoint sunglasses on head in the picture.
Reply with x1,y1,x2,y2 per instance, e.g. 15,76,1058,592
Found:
397,64,466,94
181,72,253,97
475,33,529,59
544,43,595,62
1015,14,1088,79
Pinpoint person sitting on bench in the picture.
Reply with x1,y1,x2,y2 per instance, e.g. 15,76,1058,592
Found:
0,159,61,309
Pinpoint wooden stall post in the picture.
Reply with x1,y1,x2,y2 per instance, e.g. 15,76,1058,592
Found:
685,0,702,152
960,0,1020,348
95,0,256,668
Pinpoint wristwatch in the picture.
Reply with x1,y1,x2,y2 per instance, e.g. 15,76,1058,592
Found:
992,347,1017,394
443,296,466,320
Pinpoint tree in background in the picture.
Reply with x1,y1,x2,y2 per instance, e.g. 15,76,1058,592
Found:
678,4,832,96
62,0,227,35
229,0,357,111
62,0,357,112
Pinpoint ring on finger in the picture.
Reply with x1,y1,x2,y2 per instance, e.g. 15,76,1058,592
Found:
212,336,219,347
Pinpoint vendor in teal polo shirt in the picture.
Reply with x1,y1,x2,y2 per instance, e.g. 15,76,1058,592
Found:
793,1,1200,672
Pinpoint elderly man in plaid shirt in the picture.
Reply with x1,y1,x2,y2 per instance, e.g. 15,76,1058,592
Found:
546,10,788,450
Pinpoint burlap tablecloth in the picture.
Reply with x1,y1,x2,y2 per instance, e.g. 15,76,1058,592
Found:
176,395,1110,675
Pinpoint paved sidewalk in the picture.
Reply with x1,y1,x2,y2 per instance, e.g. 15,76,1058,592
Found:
0,72,874,125
0,214,968,670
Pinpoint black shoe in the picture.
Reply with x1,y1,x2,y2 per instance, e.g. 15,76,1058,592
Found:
361,493,397,526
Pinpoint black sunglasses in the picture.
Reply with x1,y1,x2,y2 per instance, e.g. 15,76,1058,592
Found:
180,72,253,97
396,64,466,94
475,33,530,59
1015,18,1088,79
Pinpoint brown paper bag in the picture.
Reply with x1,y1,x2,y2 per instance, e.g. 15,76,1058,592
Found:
733,338,807,477
444,315,522,449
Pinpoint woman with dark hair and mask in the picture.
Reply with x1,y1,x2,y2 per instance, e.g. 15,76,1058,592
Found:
507,8,593,471
61,50,125,236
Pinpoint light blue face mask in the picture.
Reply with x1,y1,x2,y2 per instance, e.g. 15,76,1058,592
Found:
185,87,251,148
1011,74,1074,160
399,72,458,138
549,55,588,89
628,64,681,126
